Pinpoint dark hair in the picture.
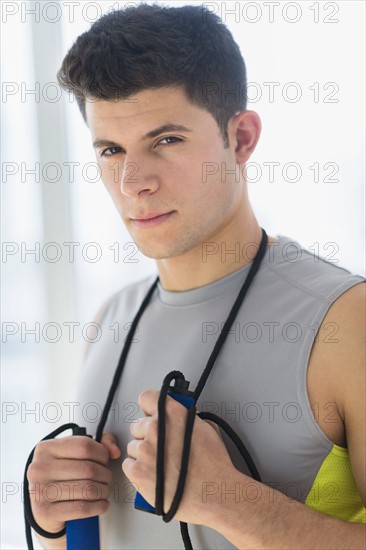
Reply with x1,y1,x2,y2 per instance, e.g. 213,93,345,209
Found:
57,2,247,147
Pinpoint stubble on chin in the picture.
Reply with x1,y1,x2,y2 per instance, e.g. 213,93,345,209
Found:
133,226,204,260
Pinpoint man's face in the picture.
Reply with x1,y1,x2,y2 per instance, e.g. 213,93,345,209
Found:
86,86,245,259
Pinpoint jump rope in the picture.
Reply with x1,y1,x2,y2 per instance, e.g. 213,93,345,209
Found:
24,228,268,550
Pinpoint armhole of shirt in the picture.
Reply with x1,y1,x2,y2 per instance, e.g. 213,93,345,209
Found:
296,278,365,450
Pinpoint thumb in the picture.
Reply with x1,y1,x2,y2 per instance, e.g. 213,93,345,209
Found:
101,432,121,459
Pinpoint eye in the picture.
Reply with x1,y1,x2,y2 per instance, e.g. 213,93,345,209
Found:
156,136,183,146
100,146,123,158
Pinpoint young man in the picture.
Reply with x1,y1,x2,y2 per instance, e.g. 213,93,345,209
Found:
27,4,365,549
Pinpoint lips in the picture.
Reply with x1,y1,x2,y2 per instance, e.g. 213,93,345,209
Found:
130,211,176,227
132,212,171,221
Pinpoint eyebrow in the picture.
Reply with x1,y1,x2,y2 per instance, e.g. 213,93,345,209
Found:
93,123,193,149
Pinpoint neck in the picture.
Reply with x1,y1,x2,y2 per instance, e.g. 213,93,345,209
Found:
156,211,275,292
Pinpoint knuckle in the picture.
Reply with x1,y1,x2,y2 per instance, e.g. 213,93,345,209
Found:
41,482,62,503
129,421,137,436
33,440,51,459
126,439,135,455
76,437,94,457
27,461,38,483
81,481,102,500
27,460,46,483
81,461,98,479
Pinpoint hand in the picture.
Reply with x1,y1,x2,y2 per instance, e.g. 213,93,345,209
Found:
27,432,121,534
122,390,236,526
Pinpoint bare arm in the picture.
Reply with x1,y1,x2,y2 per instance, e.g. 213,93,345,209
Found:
208,475,365,550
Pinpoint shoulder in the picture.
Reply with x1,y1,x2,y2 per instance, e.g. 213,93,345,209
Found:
325,280,365,333
322,281,365,413
313,281,365,366
265,236,364,304
308,281,365,415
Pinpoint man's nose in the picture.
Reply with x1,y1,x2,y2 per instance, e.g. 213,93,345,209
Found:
119,158,160,198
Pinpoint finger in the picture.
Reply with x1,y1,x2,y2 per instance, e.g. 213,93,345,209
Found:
101,432,121,459
29,479,111,503
129,416,150,439
28,458,113,485
126,439,146,460
35,436,110,465
138,390,160,417
121,456,136,480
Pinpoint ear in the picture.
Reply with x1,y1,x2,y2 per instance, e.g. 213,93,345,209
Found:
228,110,262,164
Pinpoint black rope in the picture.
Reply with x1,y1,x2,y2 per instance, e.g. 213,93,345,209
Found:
155,372,197,522
180,522,193,550
193,228,268,401
163,407,196,523
156,371,187,515
95,277,159,443
154,373,263,550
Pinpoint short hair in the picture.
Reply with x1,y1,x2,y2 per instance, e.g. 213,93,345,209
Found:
57,2,247,148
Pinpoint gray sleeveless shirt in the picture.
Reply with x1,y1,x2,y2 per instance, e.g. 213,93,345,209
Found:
76,235,365,549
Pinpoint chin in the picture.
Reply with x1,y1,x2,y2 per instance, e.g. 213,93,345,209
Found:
136,239,195,260
137,246,179,260
128,224,204,260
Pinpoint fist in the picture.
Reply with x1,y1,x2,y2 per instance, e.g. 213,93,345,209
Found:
27,432,121,534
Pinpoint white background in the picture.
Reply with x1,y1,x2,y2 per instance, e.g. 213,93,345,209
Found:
1,1,365,547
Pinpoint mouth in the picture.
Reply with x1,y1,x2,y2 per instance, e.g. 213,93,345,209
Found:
130,211,176,227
